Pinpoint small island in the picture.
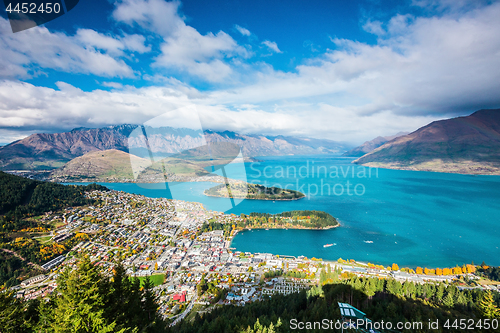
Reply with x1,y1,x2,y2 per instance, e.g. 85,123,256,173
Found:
204,182,305,200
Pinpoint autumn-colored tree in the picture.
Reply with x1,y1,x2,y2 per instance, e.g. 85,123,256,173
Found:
424,268,431,275
416,267,423,274
392,263,399,271
436,267,442,276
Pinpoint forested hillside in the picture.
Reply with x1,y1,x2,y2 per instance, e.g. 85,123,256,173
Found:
0,257,166,333
3,259,499,332
0,171,107,231
169,269,500,333
0,172,108,286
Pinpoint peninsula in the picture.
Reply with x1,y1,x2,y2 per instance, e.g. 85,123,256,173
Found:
238,210,339,230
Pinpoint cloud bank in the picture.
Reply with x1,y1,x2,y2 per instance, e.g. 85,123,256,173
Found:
1,0,500,144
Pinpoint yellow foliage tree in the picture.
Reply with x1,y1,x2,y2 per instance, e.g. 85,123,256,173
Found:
436,268,442,275
416,267,423,274
392,263,399,271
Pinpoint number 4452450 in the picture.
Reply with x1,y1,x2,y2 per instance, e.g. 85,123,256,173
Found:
5,2,62,14
444,318,499,330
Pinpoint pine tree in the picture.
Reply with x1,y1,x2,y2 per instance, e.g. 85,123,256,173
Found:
35,298,56,332
108,260,132,330
141,276,161,332
479,291,500,319
0,289,25,332
435,284,445,302
364,279,376,299
443,292,455,307
53,256,123,333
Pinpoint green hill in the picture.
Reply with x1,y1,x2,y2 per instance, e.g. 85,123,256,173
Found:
204,182,305,200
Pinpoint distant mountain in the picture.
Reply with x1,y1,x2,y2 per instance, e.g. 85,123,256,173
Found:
354,109,500,175
0,125,349,170
0,125,137,170
342,132,408,157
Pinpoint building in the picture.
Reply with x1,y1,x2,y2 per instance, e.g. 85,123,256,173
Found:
172,291,186,303
21,274,47,287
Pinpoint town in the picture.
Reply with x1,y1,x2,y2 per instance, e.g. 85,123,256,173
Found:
10,189,500,325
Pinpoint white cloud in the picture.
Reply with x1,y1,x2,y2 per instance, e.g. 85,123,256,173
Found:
2,1,500,145
75,30,151,55
113,0,246,82
235,25,251,36
0,80,439,144
155,27,242,82
101,82,124,89
412,0,491,13
362,20,385,36
261,40,282,54
0,17,135,78
112,0,183,37
212,2,500,117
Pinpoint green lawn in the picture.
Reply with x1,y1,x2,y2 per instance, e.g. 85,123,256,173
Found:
184,304,204,322
35,235,53,244
134,273,165,287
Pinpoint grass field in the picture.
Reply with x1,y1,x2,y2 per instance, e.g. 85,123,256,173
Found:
134,273,165,287
34,235,53,244
183,304,204,322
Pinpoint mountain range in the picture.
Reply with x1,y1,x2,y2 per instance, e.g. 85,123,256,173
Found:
354,109,500,175
342,132,408,157
0,125,349,171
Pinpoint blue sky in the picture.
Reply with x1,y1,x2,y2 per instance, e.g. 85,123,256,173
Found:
1,0,500,144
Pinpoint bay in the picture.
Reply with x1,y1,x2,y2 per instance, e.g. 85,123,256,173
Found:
79,155,500,268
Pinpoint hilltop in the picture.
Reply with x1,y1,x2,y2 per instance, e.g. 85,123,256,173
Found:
49,149,151,182
354,109,500,175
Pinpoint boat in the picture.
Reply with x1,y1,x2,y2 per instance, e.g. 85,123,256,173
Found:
364,240,373,244
323,243,334,248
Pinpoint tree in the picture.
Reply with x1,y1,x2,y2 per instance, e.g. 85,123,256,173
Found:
443,292,455,307
435,284,445,302
392,263,399,271
141,276,161,331
53,256,122,333
479,291,500,319
241,318,282,333
0,290,25,332
416,267,423,274
364,279,376,299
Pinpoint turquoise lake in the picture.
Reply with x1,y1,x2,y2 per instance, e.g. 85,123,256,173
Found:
84,155,500,268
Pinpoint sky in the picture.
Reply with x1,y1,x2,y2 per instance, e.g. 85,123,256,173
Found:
1,0,500,145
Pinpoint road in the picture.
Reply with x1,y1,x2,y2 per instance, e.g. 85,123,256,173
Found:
169,294,198,326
